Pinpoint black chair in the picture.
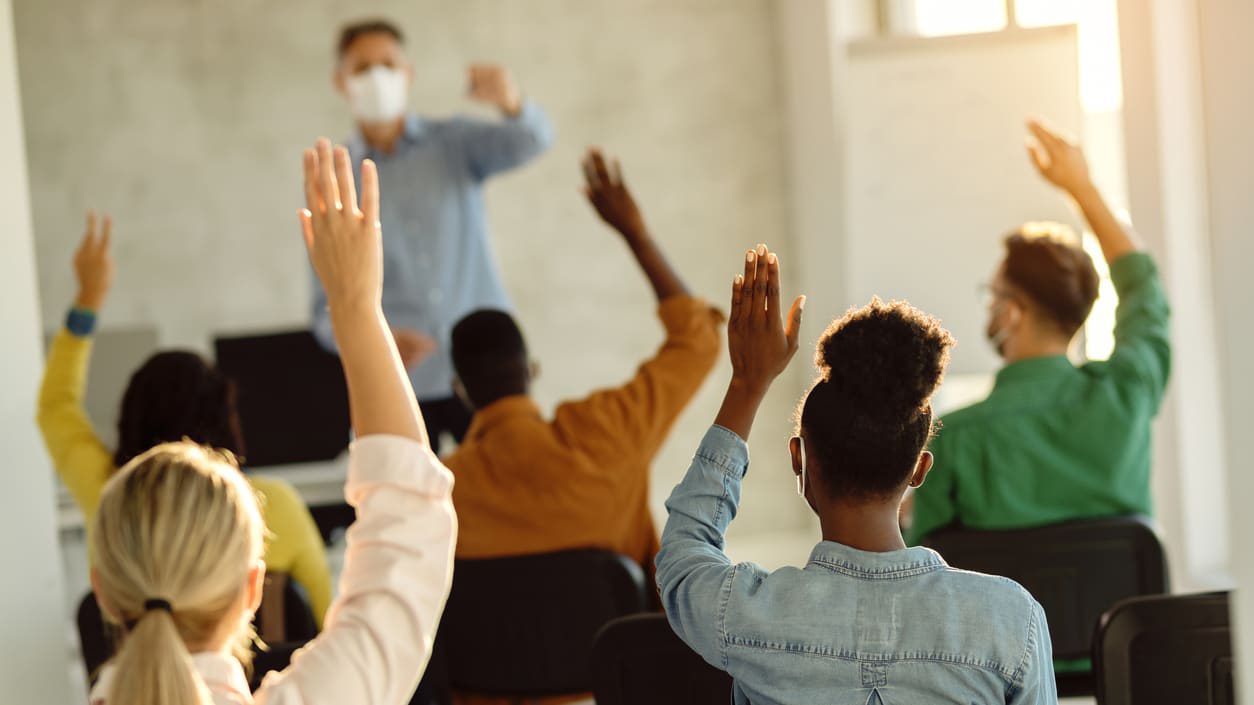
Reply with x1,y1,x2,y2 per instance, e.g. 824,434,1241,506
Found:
923,515,1167,696
76,572,318,687
1094,591,1233,705
212,330,351,468
592,613,733,705
438,549,651,697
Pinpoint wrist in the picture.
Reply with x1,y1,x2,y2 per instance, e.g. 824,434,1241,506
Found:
74,291,104,311
1067,180,1101,203
727,375,771,401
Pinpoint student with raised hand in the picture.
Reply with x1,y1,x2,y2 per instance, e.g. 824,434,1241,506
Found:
445,148,722,584
85,139,456,705
656,245,1056,704
37,213,333,627
907,120,1172,544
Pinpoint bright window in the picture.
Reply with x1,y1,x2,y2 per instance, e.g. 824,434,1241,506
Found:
907,0,1008,37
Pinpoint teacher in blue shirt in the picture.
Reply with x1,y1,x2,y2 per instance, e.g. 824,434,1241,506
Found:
314,19,555,452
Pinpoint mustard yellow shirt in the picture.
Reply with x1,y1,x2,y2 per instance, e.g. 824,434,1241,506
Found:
36,330,332,626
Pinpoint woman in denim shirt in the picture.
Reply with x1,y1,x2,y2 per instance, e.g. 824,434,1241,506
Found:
656,244,1056,704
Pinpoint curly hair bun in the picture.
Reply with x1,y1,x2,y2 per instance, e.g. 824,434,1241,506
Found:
817,298,954,423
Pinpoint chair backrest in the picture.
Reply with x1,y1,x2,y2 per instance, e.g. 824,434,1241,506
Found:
212,330,349,467
923,515,1168,661
256,572,319,645
592,613,733,705
440,549,650,696
76,572,318,685
1094,591,1233,705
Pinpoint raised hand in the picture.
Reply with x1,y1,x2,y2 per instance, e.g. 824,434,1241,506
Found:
300,138,382,313
73,210,114,311
727,244,806,393
582,148,646,240
467,64,522,116
1026,119,1093,196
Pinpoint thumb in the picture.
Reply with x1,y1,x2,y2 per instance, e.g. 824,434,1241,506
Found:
785,295,806,349
1025,141,1049,173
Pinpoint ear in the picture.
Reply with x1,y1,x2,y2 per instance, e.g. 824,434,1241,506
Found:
528,360,541,384
789,436,803,478
90,567,119,624
909,451,935,489
452,377,473,411
246,561,266,614
403,62,416,86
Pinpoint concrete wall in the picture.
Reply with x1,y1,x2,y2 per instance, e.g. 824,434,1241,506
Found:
0,0,77,699
13,0,804,538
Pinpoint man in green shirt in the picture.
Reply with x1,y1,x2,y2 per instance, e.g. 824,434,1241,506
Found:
907,120,1172,546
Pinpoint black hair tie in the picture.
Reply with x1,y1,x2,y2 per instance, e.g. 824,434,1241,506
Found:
144,598,173,613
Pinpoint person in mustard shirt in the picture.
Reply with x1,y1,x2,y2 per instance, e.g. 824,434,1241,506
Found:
37,212,333,628
444,149,721,585
907,120,1172,546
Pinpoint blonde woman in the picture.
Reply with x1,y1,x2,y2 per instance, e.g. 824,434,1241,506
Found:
87,139,456,705
38,212,333,625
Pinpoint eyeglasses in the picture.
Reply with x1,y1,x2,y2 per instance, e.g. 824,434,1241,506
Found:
977,282,1016,308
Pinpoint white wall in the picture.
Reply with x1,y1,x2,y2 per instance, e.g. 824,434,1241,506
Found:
0,0,77,700
1194,0,1254,698
12,0,801,539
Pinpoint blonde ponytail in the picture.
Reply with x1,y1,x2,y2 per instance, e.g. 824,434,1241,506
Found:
91,442,265,705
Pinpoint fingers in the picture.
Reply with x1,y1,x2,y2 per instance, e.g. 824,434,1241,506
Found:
85,210,97,240
316,138,340,211
785,295,806,351
590,149,612,188
298,209,315,253
303,149,322,215
611,158,624,188
766,251,781,325
751,243,769,322
1025,141,1048,173
360,159,380,225
100,215,112,252
581,151,601,191
740,247,757,321
333,146,358,214
729,273,746,325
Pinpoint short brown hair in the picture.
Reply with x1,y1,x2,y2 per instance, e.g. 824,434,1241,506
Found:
1002,223,1099,337
338,19,404,57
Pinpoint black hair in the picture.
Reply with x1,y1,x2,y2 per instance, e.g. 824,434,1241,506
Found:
450,310,530,409
798,298,954,501
337,19,404,57
1002,225,1099,338
113,351,243,468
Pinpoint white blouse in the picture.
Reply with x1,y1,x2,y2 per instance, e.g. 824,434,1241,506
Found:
90,435,457,705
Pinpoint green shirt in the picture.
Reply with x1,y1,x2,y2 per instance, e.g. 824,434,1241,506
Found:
908,252,1171,545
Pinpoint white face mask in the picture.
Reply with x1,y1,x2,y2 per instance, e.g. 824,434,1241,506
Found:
345,65,409,124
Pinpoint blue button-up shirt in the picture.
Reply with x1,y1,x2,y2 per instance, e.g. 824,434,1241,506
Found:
656,425,1057,705
312,100,554,400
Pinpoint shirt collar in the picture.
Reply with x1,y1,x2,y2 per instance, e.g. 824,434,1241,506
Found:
465,395,544,440
90,651,250,703
349,113,427,158
806,541,947,578
994,354,1074,388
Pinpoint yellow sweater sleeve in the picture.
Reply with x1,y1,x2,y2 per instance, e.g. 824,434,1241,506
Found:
36,330,115,526
248,476,332,628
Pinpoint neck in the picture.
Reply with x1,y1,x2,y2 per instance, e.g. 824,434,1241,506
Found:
817,497,908,553
1002,334,1070,364
358,117,406,153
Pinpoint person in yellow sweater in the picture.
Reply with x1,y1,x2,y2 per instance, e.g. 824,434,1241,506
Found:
37,211,332,627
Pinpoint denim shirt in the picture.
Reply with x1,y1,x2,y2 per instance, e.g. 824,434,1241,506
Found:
656,426,1057,705
312,101,555,400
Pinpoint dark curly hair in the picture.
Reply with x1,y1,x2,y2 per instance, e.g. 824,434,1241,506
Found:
113,352,244,468
1002,224,1099,338
797,298,954,500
